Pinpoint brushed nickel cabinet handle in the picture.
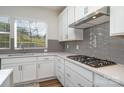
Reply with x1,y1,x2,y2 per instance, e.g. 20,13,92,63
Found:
78,83,84,87
20,65,22,70
38,64,40,68
67,73,71,77
58,66,61,69
18,66,20,71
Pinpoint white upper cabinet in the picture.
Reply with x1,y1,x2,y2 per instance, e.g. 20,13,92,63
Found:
58,13,63,41
110,6,124,36
67,6,83,41
68,6,75,25
88,6,104,15
75,6,104,21
75,6,85,21
58,6,105,42
62,8,68,41
58,7,83,42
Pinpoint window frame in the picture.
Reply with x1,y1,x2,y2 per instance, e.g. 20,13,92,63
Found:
0,16,11,49
14,18,48,50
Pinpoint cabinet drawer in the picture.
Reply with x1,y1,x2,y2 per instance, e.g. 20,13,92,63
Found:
65,60,93,82
56,70,64,86
56,62,64,74
65,78,75,87
37,56,54,61
2,57,37,65
94,73,122,87
56,57,64,64
65,66,92,87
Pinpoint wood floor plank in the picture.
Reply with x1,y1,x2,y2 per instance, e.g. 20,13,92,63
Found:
39,79,63,87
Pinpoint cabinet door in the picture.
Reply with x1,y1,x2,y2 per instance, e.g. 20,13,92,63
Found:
75,6,85,21
22,63,36,82
37,61,55,79
2,65,21,84
62,8,68,41
65,78,75,87
110,6,124,36
56,69,64,86
58,13,63,41
65,66,92,87
68,6,75,25
94,74,122,87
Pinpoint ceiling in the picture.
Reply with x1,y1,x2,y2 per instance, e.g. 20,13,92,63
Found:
42,6,66,13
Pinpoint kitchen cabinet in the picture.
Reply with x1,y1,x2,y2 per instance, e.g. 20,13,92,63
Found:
1,56,56,84
58,6,105,42
58,7,83,42
62,8,68,41
65,78,75,87
110,6,124,36
37,56,55,79
65,61,93,87
67,6,83,41
2,62,37,83
75,6,85,21
87,6,104,16
75,6,104,21
22,63,36,82
1,57,37,83
94,73,122,87
55,57,65,86
65,60,93,82
37,61,55,79
58,13,63,41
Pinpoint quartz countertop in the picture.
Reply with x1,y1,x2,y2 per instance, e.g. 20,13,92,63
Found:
0,69,13,86
0,52,124,86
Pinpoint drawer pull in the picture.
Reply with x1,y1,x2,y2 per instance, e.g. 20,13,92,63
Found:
78,83,84,87
57,66,61,69
38,64,40,68
44,58,49,60
67,73,71,77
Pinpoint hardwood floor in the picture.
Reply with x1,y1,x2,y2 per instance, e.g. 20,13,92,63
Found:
39,79,63,87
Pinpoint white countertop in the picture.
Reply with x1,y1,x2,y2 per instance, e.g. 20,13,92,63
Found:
0,52,124,85
0,69,13,86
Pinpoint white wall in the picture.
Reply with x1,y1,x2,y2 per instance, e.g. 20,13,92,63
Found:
0,6,59,40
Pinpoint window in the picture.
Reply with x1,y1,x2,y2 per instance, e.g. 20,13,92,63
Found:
0,17,10,48
15,19,47,49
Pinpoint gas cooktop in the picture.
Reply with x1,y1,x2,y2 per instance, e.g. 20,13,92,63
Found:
67,55,116,68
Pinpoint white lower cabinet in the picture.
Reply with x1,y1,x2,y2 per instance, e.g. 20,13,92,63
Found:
2,63,37,83
65,66,92,87
56,70,64,86
1,55,123,87
94,74,122,87
22,63,36,82
65,78,75,87
55,57,65,86
37,61,55,79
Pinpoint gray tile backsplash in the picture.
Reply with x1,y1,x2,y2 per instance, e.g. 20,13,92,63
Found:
64,22,124,64
0,39,64,54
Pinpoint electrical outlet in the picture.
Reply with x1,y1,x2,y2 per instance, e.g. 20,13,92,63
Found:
76,44,79,50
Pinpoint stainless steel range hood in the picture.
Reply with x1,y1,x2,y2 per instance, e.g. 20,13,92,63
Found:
69,7,110,29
